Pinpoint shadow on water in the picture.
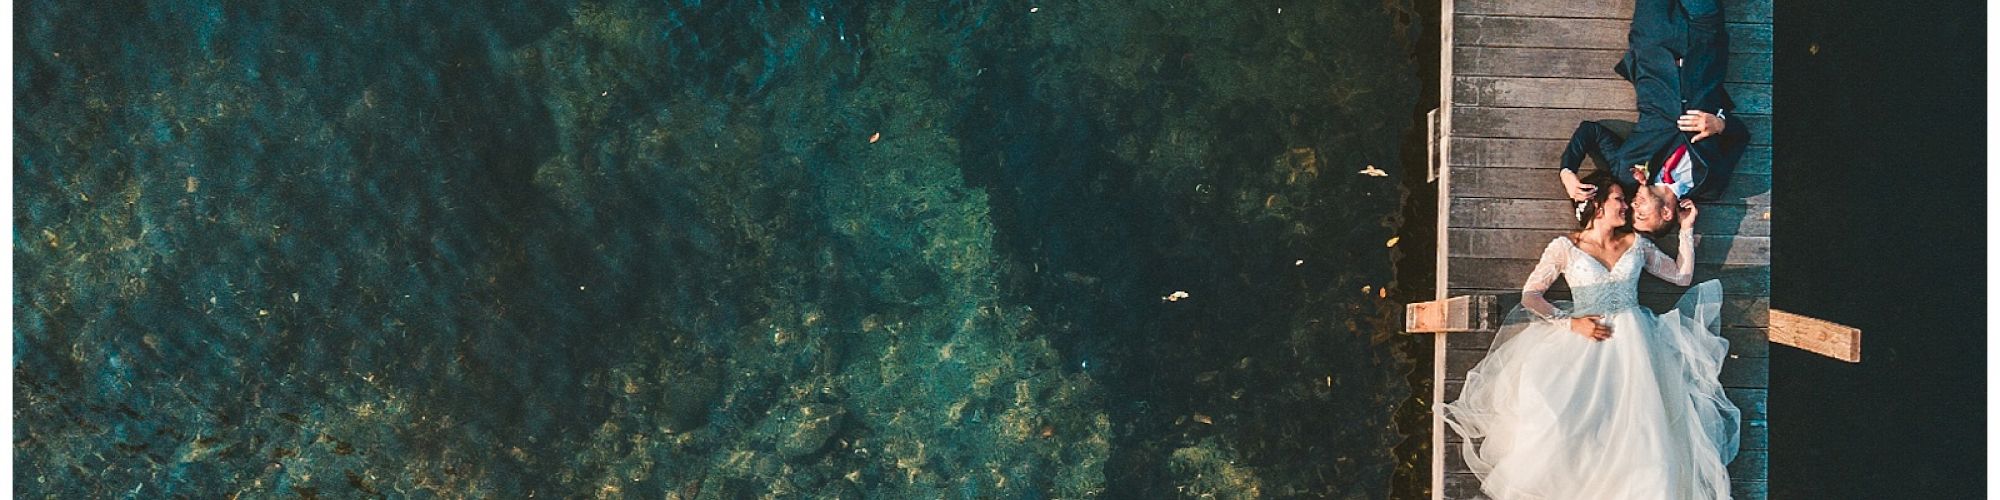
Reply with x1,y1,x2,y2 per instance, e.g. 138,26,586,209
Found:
1383,0,1444,497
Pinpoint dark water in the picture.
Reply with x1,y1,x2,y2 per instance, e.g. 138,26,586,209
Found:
15,1,1430,497
1770,1,1985,498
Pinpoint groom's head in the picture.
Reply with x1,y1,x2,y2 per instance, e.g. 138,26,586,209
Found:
1629,183,1679,235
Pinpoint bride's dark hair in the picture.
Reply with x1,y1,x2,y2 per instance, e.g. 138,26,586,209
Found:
1574,172,1629,233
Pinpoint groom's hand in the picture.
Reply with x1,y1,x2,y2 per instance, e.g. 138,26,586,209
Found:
1560,169,1596,201
1678,199,1699,231
1569,316,1611,341
1679,110,1726,142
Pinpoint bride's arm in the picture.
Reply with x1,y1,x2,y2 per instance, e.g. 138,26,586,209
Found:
1644,206,1699,286
1522,238,1571,322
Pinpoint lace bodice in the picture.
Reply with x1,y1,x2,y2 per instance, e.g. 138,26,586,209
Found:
1521,231,1695,320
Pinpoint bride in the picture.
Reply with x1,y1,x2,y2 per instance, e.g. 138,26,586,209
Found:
1438,179,1740,499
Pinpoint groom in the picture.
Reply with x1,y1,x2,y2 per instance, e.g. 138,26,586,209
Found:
1556,0,1751,234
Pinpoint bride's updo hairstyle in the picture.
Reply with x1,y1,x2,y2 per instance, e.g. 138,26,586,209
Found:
1574,173,1626,232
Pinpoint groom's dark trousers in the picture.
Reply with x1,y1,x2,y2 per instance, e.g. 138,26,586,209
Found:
1559,0,1750,202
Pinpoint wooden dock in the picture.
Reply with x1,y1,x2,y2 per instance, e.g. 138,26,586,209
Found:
1423,0,1775,498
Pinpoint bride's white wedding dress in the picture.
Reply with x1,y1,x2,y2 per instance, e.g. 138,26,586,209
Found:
1439,232,1740,500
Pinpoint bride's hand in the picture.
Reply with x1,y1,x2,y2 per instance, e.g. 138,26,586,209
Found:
1678,200,1699,231
1569,316,1611,341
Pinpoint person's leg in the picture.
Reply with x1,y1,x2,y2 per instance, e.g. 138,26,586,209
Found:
1677,0,1732,112
1626,0,1688,122
1680,0,1721,22
1622,0,1697,180
1628,0,1679,44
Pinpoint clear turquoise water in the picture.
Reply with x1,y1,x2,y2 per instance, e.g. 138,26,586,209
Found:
16,0,1428,497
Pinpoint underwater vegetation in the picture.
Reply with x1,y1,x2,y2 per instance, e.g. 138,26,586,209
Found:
16,0,1421,497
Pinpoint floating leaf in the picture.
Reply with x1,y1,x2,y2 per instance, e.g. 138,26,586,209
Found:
1358,165,1387,177
869,132,881,143
1385,236,1400,248
1192,413,1212,425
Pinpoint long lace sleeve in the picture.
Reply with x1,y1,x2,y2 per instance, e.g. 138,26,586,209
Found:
1521,238,1571,322
1643,228,1696,286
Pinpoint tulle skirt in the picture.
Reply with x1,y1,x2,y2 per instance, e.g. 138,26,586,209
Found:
1438,280,1740,500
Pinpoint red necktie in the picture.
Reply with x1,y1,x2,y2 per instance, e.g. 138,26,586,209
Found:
1661,144,1688,184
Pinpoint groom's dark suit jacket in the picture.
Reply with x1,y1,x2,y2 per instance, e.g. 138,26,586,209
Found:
1560,0,1751,202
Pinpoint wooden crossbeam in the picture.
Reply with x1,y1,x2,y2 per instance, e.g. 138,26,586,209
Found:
1406,295,1500,333
1769,309,1862,362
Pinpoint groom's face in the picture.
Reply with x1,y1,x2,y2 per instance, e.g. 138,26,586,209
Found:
1629,185,1676,234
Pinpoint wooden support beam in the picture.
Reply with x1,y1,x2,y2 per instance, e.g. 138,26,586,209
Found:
1769,309,1862,362
1406,295,1499,333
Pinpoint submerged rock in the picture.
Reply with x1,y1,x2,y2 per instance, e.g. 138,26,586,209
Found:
1169,437,1266,499
660,358,724,433
770,403,847,460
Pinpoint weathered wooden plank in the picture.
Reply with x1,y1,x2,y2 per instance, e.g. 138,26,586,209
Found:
1449,167,1771,205
1441,473,1482,499
1453,48,1773,83
1448,137,1772,174
1733,390,1771,430
1455,16,1774,55
1444,288,1769,328
1745,418,1770,449
1408,295,1502,333
1448,228,1770,266
1450,198,1771,235
1733,450,1770,481
1453,106,1773,145
1727,83,1773,116
1444,324,1769,358
1446,257,1770,295
1456,15,1628,50
1455,47,1627,80
1769,310,1862,362
1728,23,1774,54
1452,77,1772,115
1729,52,1776,83
1453,76,1635,110
1454,0,1773,23
1736,480,1771,500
